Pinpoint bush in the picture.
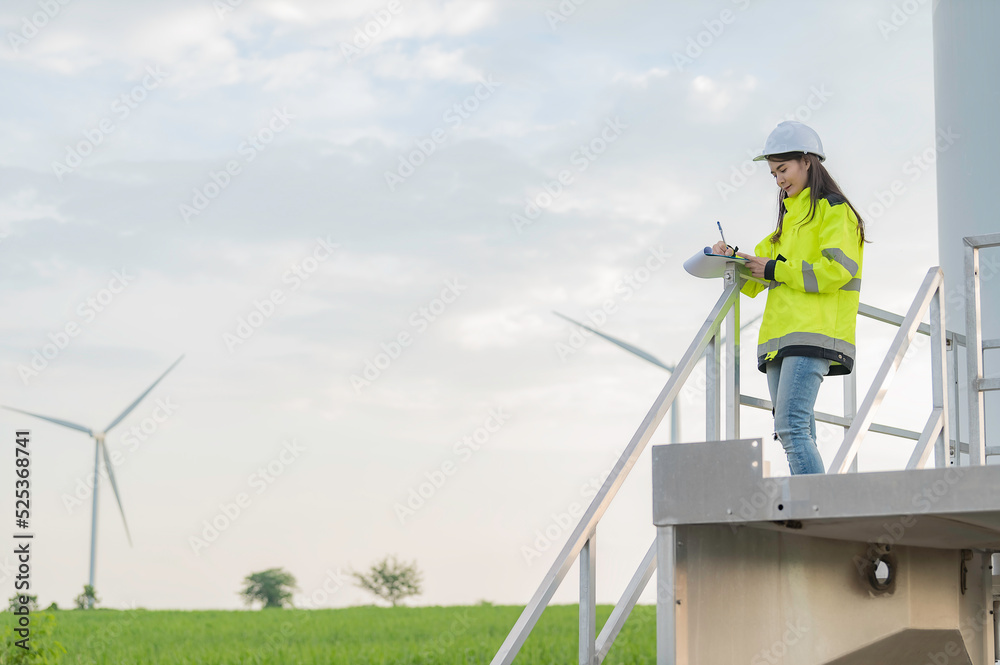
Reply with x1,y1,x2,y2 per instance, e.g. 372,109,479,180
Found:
0,612,66,664
5,597,37,614
73,586,98,611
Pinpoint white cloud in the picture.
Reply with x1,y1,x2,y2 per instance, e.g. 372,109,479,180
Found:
545,173,703,226
370,43,482,81
454,306,540,350
612,66,670,89
690,74,731,113
0,188,69,225
371,0,497,39
1,6,236,82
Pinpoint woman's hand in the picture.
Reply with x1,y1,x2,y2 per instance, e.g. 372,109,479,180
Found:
737,252,769,279
711,241,732,256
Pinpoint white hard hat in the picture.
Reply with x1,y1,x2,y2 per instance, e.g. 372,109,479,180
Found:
753,120,826,162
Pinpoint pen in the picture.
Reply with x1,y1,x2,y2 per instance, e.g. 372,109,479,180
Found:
717,221,738,257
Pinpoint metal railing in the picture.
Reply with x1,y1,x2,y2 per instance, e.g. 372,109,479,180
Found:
491,242,996,663
828,267,950,472
489,265,741,665
965,232,1000,464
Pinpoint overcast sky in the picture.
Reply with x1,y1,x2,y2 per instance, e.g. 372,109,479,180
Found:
0,0,965,611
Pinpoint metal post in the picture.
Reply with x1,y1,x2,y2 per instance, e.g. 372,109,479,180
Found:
948,333,961,465
580,531,596,665
844,369,858,473
705,335,720,441
706,273,727,442
930,285,950,468
656,525,677,665
965,240,986,465
725,265,740,440
670,406,680,445
993,599,1000,663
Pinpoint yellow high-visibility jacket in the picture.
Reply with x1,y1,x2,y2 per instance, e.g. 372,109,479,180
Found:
740,186,864,376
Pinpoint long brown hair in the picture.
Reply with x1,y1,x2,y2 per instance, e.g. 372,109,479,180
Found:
768,152,868,245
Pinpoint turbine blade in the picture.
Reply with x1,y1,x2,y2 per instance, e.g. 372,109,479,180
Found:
104,355,184,433
100,440,133,548
552,311,675,372
0,406,93,436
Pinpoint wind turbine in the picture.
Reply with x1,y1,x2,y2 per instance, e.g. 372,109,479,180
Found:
552,312,761,443
1,355,184,607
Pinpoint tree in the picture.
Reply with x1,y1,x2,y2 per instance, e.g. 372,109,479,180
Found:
351,554,423,607
74,585,99,610
6,595,37,613
239,567,298,609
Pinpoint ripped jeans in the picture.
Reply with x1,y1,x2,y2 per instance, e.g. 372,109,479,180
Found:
765,355,831,475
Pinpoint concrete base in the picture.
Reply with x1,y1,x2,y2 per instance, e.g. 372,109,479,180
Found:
666,524,989,664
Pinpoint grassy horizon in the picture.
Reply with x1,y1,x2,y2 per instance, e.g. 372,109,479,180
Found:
1,603,657,664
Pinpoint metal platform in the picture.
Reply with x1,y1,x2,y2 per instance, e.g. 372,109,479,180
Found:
653,439,1000,551
653,439,998,665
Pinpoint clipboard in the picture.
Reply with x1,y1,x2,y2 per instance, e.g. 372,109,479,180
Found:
705,252,749,261
683,246,749,279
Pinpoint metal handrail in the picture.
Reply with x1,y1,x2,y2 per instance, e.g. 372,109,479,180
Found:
829,267,950,473
858,304,1000,351
489,266,742,664
740,395,923,439
492,259,971,662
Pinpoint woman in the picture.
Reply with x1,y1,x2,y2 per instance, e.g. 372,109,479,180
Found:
713,120,868,475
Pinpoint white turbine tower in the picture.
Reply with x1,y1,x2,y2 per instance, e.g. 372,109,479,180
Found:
1,354,184,607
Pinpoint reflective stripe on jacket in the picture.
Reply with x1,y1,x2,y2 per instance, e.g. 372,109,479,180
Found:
740,186,864,375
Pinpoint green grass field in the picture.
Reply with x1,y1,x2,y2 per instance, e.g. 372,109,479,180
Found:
0,604,656,664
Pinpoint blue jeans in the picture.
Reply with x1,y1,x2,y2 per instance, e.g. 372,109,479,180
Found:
765,355,831,475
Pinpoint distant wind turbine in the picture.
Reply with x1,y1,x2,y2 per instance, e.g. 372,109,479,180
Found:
552,312,761,443
1,355,184,607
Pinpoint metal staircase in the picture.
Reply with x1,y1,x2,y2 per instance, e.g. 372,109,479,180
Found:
490,232,999,664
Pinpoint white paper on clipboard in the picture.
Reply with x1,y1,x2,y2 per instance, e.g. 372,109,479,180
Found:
683,246,750,279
